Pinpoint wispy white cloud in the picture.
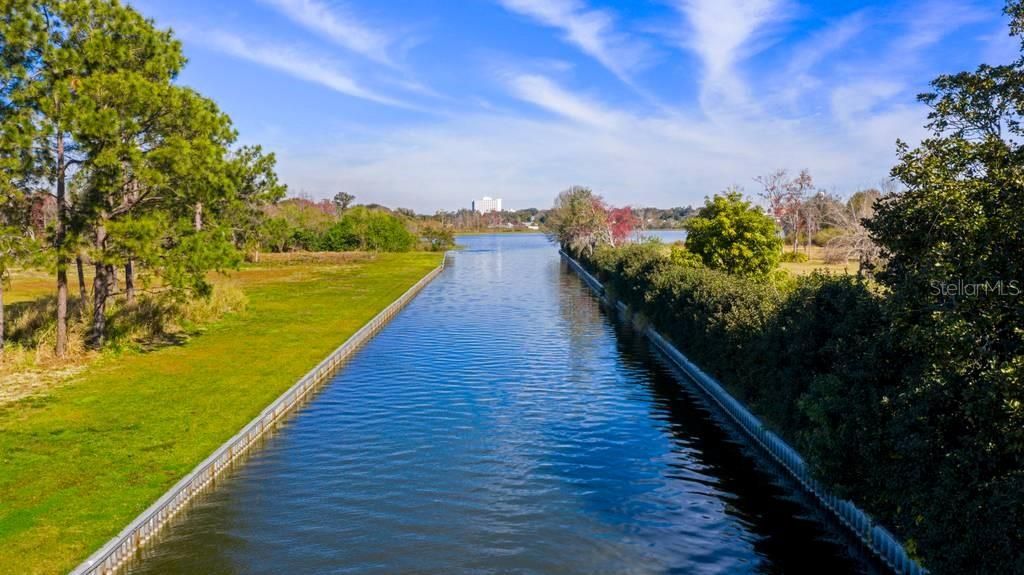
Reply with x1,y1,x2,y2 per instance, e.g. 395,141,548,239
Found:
181,0,994,212
496,0,648,84
259,0,393,65
981,24,1020,65
507,74,622,128
831,80,905,124
817,1,989,141
202,31,409,108
275,104,917,212
788,11,867,78
672,0,788,113
273,69,923,212
894,0,988,54
775,11,868,106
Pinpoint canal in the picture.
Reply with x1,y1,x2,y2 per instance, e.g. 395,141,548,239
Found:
124,234,865,574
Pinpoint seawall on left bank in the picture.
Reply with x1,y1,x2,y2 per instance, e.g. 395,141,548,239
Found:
70,256,448,575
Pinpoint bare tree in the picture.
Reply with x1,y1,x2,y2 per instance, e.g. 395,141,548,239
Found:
756,169,815,253
823,188,882,267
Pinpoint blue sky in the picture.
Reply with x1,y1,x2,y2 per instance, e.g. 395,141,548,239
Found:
132,0,1016,211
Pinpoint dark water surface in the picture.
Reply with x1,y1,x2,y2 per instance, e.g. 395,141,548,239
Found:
125,234,864,575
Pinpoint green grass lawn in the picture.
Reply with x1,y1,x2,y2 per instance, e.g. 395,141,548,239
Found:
779,246,860,276
4,269,69,304
0,252,443,574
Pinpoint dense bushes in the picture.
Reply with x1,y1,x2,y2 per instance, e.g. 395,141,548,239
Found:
581,240,1019,573
319,207,416,252
260,203,451,253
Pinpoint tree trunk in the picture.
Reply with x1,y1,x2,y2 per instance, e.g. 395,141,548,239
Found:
88,263,109,349
124,258,135,304
88,225,109,349
0,280,5,356
76,255,88,308
56,132,68,358
194,202,203,231
106,263,117,296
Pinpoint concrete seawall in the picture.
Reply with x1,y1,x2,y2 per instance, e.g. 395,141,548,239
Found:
70,258,447,575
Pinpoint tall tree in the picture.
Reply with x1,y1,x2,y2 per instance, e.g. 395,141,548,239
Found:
332,191,354,213
0,3,40,355
755,169,815,253
607,206,638,246
862,1,1024,569
2,1,277,349
0,157,34,356
544,186,611,257
0,0,188,355
221,145,287,257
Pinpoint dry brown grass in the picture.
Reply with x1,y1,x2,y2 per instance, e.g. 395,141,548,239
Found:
1,276,247,405
251,251,376,266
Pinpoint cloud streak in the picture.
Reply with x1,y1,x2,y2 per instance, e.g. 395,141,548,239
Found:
673,0,787,114
497,0,648,84
203,31,409,108
259,0,394,65
507,73,622,128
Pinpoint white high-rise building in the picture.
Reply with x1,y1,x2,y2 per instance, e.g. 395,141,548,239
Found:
472,197,502,214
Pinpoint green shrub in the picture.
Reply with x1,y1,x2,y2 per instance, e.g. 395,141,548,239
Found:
812,227,846,247
684,190,782,276
780,251,809,263
321,207,416,252
420,224,455,251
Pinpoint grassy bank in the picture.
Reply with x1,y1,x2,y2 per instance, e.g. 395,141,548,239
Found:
0,252,443,574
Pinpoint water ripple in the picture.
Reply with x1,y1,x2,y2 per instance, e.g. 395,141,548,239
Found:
125,234,865,575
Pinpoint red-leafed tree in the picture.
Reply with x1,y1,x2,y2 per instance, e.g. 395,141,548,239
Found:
608,206,638,246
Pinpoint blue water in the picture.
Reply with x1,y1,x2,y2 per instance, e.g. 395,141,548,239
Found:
124,234,864,574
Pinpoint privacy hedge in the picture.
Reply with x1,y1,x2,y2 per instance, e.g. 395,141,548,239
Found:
579,241,1021,574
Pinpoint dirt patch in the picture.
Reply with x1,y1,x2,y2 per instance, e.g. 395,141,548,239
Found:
0,362,89,405
251,251,376,266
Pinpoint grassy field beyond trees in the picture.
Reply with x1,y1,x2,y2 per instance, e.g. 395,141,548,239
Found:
0,252,443,575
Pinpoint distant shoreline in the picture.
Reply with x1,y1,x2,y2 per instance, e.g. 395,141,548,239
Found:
454,230,545,236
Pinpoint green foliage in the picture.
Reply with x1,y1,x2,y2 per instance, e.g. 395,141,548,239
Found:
812,226,845,247
544,186,610,257
332,192,355,212
221,146,288,252
854,4,1024,569
259,216,293,253
668,242,704,267
0,0,289,348
581,245,910,558
161,226,243,298
263,198,335,251
684,190,782,276
420,223,455,251
321,207,416,252
779,251,809,263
